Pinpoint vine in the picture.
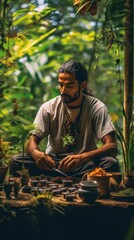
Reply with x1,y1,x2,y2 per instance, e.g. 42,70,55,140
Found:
0,0,20,144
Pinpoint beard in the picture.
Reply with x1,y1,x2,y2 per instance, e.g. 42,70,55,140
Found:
61,88,80,104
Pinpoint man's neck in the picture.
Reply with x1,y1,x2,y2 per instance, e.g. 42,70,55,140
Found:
66,104,81,110
65,95,85,109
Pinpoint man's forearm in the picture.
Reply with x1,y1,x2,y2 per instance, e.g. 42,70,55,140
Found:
26,135,56,169
83,142,117,162
26,135,41,158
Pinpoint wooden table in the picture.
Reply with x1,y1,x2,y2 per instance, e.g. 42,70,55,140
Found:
0,190,134,240
53,196,134,240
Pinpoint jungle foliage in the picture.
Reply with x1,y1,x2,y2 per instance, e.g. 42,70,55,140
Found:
0,0,127,123
0,0,133,168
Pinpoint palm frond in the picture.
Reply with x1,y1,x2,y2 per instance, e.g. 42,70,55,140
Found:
17,207,40,232
115,120,134,174
115,126,126,169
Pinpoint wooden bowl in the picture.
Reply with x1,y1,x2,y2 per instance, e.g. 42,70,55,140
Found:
109,172,122,185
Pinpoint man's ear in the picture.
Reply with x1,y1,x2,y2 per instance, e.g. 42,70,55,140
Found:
80,81,87,91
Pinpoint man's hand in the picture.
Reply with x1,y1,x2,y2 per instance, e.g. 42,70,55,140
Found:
32,149,55,170
58,154,84,172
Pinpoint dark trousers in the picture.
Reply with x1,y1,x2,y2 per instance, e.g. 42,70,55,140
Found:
9,153,120,178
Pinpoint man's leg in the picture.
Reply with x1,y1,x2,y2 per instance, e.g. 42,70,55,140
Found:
71,156,120,178
71,159,97,178
9,153,64,177
9,153,45,177
97,156,120,172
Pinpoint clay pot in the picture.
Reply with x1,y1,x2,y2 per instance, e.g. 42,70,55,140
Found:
82,172,112,197
22,185,31,193
109,172,122,192
109,172,122,185
62,179,73,187
78,180,100,203
0,164,8,183
4,181,14,199
14,180,20,198
123,174,134,188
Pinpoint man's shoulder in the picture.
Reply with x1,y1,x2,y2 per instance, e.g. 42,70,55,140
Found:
42,96,61,107
84,95,109,121
85,95,105,109
40,96,62,113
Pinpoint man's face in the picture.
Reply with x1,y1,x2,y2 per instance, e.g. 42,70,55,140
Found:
58,72,81,104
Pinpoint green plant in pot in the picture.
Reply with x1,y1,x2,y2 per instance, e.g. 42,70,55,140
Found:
0,129,11,184
10,121,35,187
116,119,134,188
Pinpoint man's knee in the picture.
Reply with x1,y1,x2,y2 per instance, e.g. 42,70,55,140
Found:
9,153,35,177
98,157,120,172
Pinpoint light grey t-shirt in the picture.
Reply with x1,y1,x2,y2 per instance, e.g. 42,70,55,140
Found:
33,95,115,158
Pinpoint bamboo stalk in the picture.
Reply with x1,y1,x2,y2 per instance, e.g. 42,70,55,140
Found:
124,0,133,148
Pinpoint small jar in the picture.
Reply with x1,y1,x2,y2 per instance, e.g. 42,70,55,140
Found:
78,180,100,203
62,179,73,187
4,182,14,199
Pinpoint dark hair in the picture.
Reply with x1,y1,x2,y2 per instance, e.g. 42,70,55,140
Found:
58,59,93,96
58,59,88,84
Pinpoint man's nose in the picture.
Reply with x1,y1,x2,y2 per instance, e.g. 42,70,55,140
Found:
61,86,67,93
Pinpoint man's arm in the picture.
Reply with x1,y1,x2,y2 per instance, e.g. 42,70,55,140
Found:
26,135,55,170
84,131,118,160
59,132,117,172
26,135,41,155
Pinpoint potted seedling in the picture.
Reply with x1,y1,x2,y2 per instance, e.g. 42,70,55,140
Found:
10,121,35,186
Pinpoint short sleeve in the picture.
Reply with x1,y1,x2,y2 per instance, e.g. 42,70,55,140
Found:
92,106,115,140
32,104,50,139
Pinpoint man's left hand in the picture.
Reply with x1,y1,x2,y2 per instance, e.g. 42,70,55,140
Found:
58,154,84,172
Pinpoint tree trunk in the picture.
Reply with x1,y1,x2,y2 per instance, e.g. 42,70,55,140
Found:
124,0,133,145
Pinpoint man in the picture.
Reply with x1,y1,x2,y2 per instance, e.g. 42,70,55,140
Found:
10,60,120,177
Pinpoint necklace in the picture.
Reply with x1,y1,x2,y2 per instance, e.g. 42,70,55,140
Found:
62,97,85,152
65,106,80,122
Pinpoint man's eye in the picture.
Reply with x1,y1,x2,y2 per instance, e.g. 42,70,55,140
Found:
67,85,72,88
59,83,73,89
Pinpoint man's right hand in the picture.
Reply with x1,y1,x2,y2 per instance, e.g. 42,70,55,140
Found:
32,149,56,170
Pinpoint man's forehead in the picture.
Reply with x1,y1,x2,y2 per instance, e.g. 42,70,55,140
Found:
58,72,77,81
